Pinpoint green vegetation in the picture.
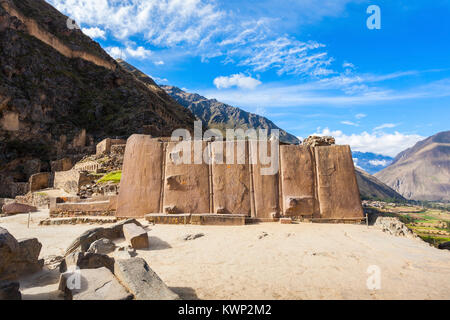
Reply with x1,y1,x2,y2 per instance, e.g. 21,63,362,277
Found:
97,171,122,184
366,201,450,248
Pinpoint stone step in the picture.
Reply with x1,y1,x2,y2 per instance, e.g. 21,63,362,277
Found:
50,200,116,217
39,216,118,226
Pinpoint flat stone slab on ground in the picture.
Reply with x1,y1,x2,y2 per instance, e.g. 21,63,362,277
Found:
123,223,149,249
2,203,37,215
59,267,133,300
114,258,179,300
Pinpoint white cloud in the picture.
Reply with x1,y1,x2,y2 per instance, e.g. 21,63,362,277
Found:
154,60,165,66
214,74,262,90
343,62,355,69
312,128,424,157
369,159,391,167
48,0,334,78
106,46,124,59
105,45,151,60
355,113,367,119
341,121,359,126
82,27,106,39
374,123,397,131
125,46,152,59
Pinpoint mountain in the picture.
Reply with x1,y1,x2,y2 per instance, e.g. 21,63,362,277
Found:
352,151,393,175
375,131,450,201
355,168,405,201
160,86,300,144
0,0,195,197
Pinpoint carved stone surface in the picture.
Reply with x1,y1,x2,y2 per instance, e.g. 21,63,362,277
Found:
116,135,164,218
315,146,364,219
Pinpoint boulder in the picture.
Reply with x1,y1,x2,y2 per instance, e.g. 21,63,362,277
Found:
0,281,21,300
0,227,20,280
59,267,132,300
123,224,149,249
15,238,44,276
1,203,37,215
87,238,116,255
438,242,450,250
114,258,179,300
0,229,43,281
64,219,143,256
59,252,115,273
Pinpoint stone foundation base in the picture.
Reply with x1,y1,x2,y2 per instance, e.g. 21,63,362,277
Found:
145,214,246,226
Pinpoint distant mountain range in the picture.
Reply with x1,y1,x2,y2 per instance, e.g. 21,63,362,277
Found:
161,86,301,145
352,152,393,174
355,168,405,201
375,131,450,201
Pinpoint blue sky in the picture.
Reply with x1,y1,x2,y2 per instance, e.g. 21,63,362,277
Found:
47,0,450,157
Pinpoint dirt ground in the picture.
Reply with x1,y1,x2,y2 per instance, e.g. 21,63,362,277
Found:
1,210,450,300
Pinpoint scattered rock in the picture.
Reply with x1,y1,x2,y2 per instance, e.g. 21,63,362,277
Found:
114,246,137,260
60,252,115,273
0,280,21,300
114,258,179,300
374,217,416,238
438,242,450,250
59,267,132,300
182,233,205,241
123,223,149,249
0,228,43,281
1,202,37,215
258,232,269,239
64,219,143,256
280,218,293,224
87,238,116,255
44,255,64,270
303,136,336,147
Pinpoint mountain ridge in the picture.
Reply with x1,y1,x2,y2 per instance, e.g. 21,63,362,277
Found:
0,0,195,197
375,131,450,201
161,85,300,144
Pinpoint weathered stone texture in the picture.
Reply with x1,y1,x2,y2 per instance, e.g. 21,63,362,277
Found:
96,138,127,155
116,136,364,222
29,172,50,192
123,223,149,249
59,267,132,300
315,146,364,219
280,145,319,217
116,135,164,218
114,258,179,300
54,170,92,194
0,228,43,281
1,202,37,215
211,141,251,215
163,141,210,214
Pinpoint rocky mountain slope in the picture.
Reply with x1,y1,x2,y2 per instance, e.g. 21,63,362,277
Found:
375,131,450,201
161,86,300,144
355,168,405,201
0,0,195,197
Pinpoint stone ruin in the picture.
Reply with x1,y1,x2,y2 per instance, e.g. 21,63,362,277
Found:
116,135,364,224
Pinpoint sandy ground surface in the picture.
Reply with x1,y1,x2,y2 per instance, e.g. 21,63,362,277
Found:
1,209,450,300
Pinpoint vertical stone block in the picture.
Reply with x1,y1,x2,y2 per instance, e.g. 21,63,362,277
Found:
280,145,319,218
315,145,364,219
116,135,164,217
211,141,251,215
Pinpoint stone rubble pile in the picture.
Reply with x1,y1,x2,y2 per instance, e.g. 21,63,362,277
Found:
373,217,416,238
